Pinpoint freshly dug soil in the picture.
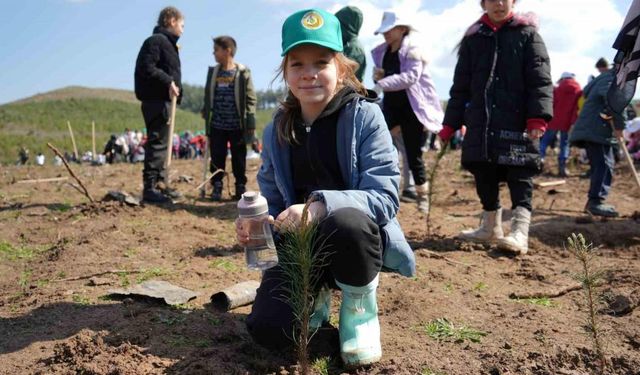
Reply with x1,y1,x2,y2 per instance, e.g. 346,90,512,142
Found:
1,153,639,374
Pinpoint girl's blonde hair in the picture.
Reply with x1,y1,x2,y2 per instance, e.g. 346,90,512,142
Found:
274,52,366,145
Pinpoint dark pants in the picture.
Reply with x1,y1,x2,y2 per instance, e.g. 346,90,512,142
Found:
384,107,427,185
209,128,247,185
467,163,534,212
246,207,383,349
585,142,614,203
141,101,170,187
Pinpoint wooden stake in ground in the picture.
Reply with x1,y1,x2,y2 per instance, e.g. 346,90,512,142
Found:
91,121,96,162
165,95,178,168
200,137,210,198
47,142,94,203
17,177,69,184
608,118,640,192
67,121,79,161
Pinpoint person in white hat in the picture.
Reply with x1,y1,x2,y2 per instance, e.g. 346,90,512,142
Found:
371,11,443,215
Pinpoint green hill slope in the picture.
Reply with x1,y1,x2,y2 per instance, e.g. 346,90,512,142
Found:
0,86,275,164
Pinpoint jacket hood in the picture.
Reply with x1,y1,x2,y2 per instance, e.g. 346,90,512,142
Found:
153,26,180,44
557,77,581,93
316,87,361,120
465,12,539,36
335,6,363,43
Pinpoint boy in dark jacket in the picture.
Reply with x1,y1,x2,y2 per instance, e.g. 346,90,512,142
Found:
203,36,257,201
439,0,553,255
134,6,184,203
569,60,625,217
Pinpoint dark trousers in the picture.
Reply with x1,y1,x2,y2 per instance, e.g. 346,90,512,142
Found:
246,207,383,349
384,107,427,185
209,128,247,185
141,101,170,187
467,163,534,212
585,142,614,203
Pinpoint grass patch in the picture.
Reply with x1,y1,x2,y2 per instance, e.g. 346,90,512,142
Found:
209,259,237,272
18,270,32,291
135,267,166,283
515,297,557,307
72,294,91,306
122,248,138,258
0,241,46,261
443,282,453,293
117,271,130,287
472,282,488,292
154,313,186,326
423,318,487,343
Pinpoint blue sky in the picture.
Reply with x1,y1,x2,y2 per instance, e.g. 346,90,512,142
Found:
0,0,633,105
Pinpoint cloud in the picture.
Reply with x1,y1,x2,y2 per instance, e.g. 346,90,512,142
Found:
330,0,625,96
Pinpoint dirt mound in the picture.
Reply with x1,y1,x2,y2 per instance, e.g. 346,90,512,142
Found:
42,329,172,375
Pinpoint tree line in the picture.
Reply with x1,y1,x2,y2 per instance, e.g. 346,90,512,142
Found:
180,83,286,114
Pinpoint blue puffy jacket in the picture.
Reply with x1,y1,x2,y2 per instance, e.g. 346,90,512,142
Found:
570,70,625,146
258,98,416,277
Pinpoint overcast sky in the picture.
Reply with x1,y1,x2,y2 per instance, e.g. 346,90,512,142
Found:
0,0,632,105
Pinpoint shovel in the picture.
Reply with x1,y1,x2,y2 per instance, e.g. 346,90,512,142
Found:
165,95,178,168
602,113,640,192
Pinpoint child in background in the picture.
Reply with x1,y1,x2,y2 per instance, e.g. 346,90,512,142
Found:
236,8,414,367
203,35,257,201
371,11,444,212
540,72,582,177
439,0,553,255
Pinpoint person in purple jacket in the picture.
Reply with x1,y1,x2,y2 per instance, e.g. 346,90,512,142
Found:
371,11,444,214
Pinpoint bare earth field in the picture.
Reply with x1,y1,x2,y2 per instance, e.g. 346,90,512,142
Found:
1,151,639,375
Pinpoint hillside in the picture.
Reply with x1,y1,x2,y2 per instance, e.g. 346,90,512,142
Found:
0,86,274,164
10,86,139,105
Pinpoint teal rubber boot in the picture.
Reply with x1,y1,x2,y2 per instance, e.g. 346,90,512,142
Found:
336,275,381,367
309,286,331,330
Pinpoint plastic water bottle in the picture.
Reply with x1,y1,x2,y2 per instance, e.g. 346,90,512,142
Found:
237,191,278,270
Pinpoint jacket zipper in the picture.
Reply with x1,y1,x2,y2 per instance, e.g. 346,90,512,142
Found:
304,122,318,187
483,32,499,161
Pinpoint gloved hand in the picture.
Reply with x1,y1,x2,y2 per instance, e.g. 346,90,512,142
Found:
438,125,456,143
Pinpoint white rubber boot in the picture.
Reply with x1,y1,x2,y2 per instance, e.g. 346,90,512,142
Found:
415,182,429,214
496,206,531,255
457,208,504,243
336,275,381,367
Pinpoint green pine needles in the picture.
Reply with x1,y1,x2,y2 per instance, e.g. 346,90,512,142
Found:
567,233,608,374
277,203,332,374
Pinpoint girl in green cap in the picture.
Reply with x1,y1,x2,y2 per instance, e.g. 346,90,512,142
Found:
235,8,415,367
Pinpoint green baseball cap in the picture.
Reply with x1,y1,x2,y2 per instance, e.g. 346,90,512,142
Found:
281,8,343,56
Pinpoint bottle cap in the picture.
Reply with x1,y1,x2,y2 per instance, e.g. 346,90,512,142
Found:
237,191,268,217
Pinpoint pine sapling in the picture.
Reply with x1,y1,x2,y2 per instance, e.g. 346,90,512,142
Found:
277,202,332,375
566,233,607,373
426,143,449,234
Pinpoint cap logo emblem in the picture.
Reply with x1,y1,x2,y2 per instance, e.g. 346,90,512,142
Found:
301,11,324,30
